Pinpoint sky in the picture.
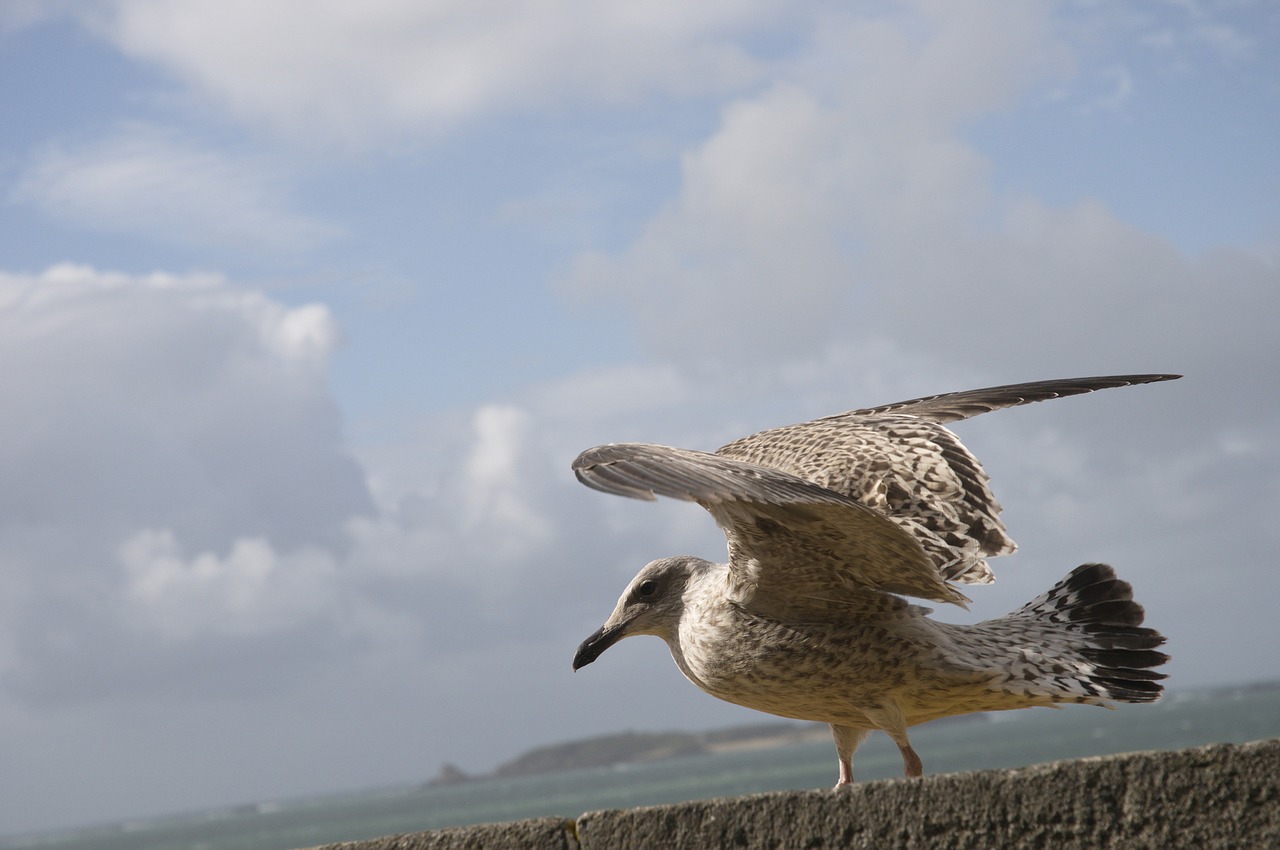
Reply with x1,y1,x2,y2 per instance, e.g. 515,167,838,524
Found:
0,0,1278,838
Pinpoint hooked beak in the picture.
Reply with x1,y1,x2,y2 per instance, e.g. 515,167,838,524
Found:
572,621,627,671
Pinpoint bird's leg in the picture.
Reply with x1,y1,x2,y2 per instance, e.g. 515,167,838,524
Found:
829,724,870,788
896,739,923,778
863,704,924,778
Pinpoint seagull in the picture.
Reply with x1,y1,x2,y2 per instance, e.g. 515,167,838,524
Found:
571,375,1175,786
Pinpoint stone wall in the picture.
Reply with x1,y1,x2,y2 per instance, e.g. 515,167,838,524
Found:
303,738,1279,850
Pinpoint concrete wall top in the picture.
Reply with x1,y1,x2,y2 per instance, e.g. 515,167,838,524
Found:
304,737,1279,850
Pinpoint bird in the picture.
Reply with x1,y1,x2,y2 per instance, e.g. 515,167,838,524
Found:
571,374,1176,786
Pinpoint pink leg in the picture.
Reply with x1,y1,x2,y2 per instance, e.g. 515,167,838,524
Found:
837,755,854,787
898,742,923,778
862,703,924,779
829,724,870,788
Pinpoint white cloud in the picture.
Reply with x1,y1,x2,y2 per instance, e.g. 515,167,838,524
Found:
562,3,1062,367
74,0,795,142
462,406,552,546
342,403,562,592
11,123,339,252
120,529,338,639
0,264,371,699
562,83,854,367
558,1,1278,390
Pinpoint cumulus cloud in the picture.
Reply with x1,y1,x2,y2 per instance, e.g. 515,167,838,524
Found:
560,3,1068,367
11,123,339,252
0,266,670,711
119,529,339,639
560,1,1277,396
562,82,857,366
343,403,564,615
0,264,371,701
462,406,551,544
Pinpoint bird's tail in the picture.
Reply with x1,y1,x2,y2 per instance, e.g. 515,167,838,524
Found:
980,563,1169,706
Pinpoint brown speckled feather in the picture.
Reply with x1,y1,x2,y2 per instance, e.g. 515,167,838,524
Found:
574,442,960,612
716,375,1179,585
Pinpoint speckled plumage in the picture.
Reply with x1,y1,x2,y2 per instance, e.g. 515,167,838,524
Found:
571,375,1175,785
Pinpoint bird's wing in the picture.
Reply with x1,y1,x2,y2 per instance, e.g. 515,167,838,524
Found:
717,414,1007,585
716,374,1180,585
834,374,1180,424
572,443,964,616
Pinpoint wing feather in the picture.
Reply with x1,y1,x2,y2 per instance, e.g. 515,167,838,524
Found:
573,375,1180,618
836,374,1180,424
717,374,1181,584
573,443,965,613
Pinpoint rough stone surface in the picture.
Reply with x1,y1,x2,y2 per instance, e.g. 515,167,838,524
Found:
301,739,1279,850
577,739,1280,850
302,816,576,850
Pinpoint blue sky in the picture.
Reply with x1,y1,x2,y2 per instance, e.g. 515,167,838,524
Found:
1,0,1278,838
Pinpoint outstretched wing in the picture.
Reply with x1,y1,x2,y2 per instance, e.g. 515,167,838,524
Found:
573,443,966,616
717,374,1180,585
835,374,1180,423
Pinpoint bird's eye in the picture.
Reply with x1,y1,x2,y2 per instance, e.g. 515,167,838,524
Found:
637,580,657,598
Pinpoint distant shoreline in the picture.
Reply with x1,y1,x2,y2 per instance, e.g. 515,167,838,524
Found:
424,721,829,786
424,716,987,787
425,678,1280,787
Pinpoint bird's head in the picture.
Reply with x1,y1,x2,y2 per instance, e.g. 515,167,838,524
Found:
572,556,708,671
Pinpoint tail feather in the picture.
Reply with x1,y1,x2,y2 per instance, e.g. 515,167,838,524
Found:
1000,563,1169,705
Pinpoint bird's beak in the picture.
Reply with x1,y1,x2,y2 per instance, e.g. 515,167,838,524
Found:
572,620,627,670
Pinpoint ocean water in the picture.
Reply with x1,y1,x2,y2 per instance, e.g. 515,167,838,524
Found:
5,684,1278,850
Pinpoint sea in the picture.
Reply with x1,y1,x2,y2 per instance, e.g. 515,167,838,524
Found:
4,682,1278,850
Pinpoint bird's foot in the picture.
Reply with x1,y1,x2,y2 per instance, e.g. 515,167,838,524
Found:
901,744,923,778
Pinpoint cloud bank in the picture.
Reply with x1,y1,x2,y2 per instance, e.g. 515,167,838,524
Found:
0,266,368,698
